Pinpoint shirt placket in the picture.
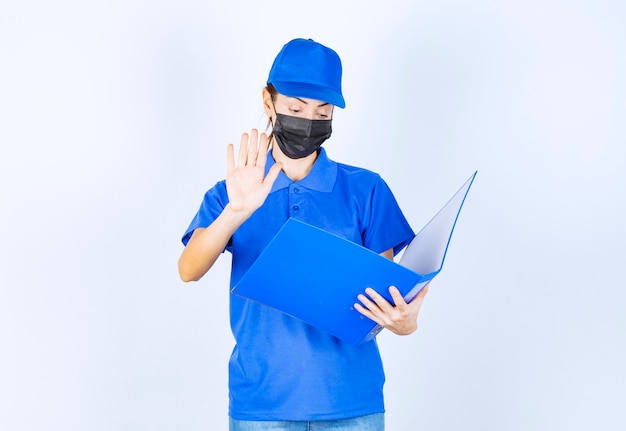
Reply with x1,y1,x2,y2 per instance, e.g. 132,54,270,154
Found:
288,184,304,218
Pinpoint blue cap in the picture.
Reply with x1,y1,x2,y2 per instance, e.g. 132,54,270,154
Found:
267,38,345,108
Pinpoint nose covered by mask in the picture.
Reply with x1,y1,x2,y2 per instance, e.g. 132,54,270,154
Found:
271,113,332,159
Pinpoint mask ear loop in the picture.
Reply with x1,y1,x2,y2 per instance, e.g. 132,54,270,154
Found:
266,100,278,147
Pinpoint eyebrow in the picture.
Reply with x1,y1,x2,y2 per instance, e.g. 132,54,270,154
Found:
294,97,330,108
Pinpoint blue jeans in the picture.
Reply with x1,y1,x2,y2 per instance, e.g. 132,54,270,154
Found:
229,413,384,431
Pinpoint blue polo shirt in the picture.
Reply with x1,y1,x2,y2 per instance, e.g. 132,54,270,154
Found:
182,148,414,421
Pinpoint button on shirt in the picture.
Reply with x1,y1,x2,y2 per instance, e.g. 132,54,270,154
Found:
182,148,414,421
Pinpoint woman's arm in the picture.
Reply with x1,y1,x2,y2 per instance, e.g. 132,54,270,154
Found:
178,129,282,282
178,205,248,282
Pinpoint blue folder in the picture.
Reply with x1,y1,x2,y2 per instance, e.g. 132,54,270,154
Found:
231,171,477,345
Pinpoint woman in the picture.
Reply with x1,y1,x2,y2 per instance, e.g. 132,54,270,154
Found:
179,38,428,431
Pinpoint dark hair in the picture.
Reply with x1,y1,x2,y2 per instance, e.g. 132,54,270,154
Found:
264,84,280,133
265,83,278,101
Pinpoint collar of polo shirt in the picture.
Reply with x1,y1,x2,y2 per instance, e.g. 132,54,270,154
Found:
265,148,338,193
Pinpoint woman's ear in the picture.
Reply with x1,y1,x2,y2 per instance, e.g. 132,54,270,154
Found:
262,88,274,119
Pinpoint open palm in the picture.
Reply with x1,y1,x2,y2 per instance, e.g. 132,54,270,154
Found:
226,129,282,216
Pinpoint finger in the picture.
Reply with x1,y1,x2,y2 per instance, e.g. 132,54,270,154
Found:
256,132,270,170
248,129,259,165
353,303,384,325
356,293,381,314
238,133,249,167
388,286,407,307
226,143,235,172
363,287,394,312
263,163,282,189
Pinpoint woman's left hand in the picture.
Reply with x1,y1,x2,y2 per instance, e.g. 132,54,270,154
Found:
354,284,429,336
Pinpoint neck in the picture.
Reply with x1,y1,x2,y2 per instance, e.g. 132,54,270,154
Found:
271,143,318,182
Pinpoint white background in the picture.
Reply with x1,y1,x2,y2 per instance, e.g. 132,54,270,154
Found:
1,1,624,430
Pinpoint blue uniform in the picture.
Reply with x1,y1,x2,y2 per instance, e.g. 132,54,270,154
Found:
182,148,414,421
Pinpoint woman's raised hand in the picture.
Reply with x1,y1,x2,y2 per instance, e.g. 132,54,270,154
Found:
226,129,282,217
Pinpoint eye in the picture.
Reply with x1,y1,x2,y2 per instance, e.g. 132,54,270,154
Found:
289,107,301,114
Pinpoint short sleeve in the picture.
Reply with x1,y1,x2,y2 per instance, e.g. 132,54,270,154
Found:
361,176,414,256
181,181,229,247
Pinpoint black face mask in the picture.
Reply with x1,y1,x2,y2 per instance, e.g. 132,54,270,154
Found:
271,113,332,159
